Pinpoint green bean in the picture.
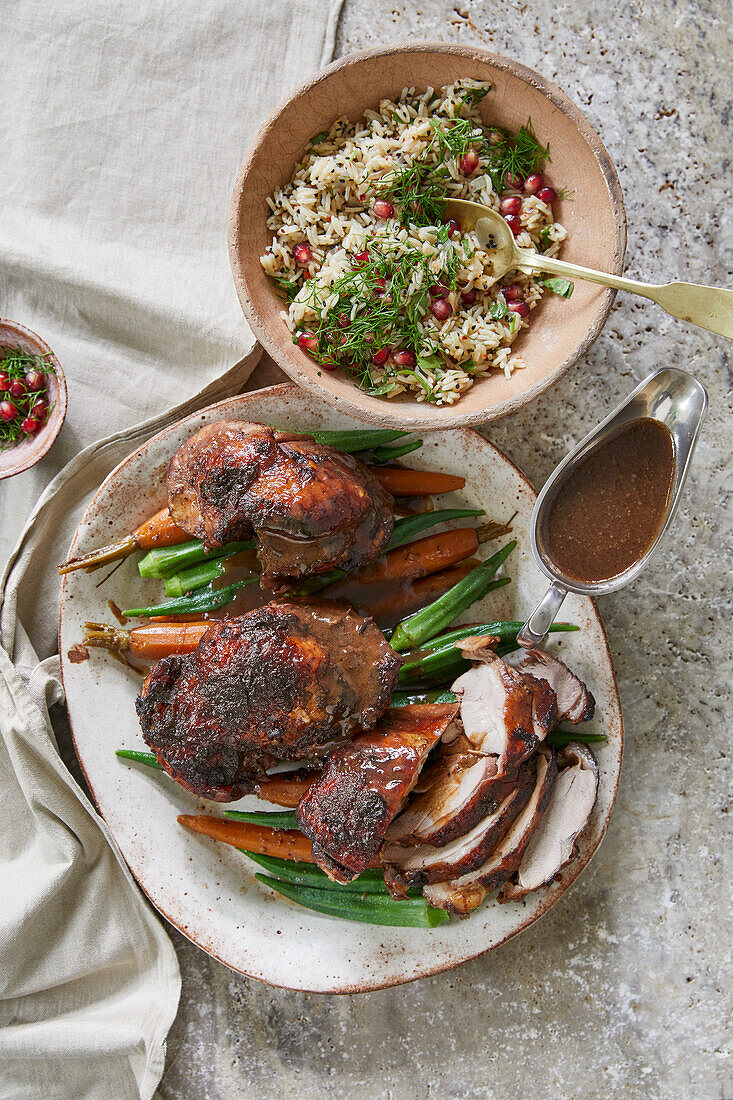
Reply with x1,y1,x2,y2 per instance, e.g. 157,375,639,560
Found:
255,874,449,927
124,578,257,618
240,851,422,895
138,539,254,579
549,729,608,747
417,621,578,653
307,428,407,452
398,622,578,686
225,810,298,829
116,749,162,769
366,439,424,464
389,689,457,707
389,542,517,653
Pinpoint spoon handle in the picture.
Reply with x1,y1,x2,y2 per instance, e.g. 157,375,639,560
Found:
517,250,733,340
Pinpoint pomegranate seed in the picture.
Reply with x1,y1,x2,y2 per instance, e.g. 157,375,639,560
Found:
1,400,18,422
393,349,416,367
363,332,375,345
538,186,557,205
429,283,449,299
431,299,453,321
459,148,479,174
371,347,390,366
373,277,388,296
297,332,318,353
504,172,524,190
0,373,9,390
293,243,312,264
499,196,522,216
21,417,40,434
503,213,521,236
373,200,395,219
9,379,26,399
503,284,525,301
508,301,530,318
444,218,460,237
337,312,350,328
461,288,477,306
32,400,48,420
354,251,370,265
320,360,339,372
524,173,544,195
25,369,45,391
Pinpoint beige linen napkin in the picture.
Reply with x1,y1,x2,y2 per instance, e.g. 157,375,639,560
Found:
0,2,342,1098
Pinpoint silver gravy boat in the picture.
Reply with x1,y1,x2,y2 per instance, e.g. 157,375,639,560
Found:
516,367,708,649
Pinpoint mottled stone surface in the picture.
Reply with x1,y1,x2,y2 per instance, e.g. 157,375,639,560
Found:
58,1,733,1097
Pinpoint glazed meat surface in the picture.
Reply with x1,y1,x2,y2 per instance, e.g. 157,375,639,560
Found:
136,601,401,801
296,704,458,882
166,421,393,584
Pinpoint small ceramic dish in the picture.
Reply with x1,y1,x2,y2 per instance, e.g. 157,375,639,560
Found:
0,320,67,480
228,43,626,430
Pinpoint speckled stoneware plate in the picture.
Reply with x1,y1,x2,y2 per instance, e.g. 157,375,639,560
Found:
59,383,623,993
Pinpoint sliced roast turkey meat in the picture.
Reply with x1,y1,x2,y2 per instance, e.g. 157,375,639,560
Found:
385,732,514,848
423,747,558,915
517,650,595,724
295,703,457,883
382,756,536,893
451,639,557,777
499,741,599,902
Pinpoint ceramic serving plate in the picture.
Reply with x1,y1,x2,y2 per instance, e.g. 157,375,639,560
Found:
59,383,622,993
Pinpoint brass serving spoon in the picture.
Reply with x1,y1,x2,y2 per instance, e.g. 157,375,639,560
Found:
444,198,733,339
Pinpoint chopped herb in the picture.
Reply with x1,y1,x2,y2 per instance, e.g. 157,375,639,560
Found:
543,277,574,298
270,274,300,301
489,297,508,320
458,85,492,108
486,118,550,191
539,226,553,250
310,131,329,146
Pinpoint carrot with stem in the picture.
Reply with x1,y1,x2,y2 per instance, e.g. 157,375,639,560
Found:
84,621,210,658
59,508,189,575
178,814,315,861
371,467,466,496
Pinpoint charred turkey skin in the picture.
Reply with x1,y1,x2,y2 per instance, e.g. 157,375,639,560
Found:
136,601,401,801
166,421,394,584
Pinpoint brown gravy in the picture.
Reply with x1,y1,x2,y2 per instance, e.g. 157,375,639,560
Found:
540,418,675,583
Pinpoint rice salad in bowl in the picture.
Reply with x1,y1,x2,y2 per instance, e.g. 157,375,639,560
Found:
260,79,573,407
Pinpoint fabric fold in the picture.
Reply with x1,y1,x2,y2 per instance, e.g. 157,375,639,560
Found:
0,1,344,1096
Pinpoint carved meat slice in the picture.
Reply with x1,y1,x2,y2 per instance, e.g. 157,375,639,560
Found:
385,731,512,848
423,748,558,915
381,757,536,893
517,650,595,724
295,704,458,883
499,742,599,901
167,420,393,583
451,639,557,777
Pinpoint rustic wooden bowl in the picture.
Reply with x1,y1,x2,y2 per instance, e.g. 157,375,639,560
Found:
228,43,626,430
0,320,67,480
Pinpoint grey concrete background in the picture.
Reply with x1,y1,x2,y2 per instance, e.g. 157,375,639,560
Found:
59,1,733,1097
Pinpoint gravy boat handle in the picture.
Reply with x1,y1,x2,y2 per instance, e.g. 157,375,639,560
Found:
517,581,568,649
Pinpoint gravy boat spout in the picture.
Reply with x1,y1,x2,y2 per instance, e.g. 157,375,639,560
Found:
517,367,707,649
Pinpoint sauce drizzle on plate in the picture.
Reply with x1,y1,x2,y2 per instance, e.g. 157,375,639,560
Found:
540,417,675,583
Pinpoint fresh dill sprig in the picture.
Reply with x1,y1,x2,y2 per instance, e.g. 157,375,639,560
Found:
486,118,550,190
